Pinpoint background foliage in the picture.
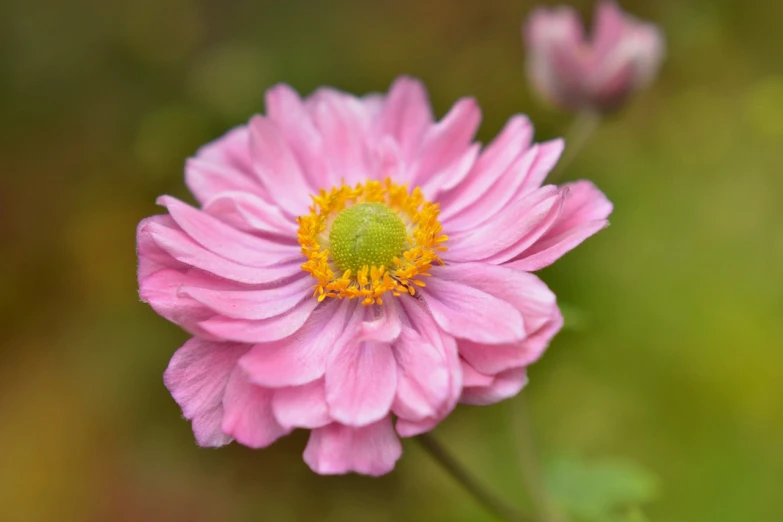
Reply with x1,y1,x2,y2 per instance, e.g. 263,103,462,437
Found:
1,0,781,521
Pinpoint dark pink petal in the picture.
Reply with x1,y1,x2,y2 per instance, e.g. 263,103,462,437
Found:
141,218,301,284
179,275,312,321
374,76,433,164
221,367,291,448
249,116,313,216
202,191,297,238
303,418,402,476
272,379,331,430
458,306,563,375
199,297,320,343
510,180,612,271
163,338,249,447
158,195,299,266
460,367,528,406
239,300,352,387
325,306,397,427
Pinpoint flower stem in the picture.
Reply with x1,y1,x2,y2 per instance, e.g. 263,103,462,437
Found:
511,395,567,522
548,110,601,183
417,432,535,522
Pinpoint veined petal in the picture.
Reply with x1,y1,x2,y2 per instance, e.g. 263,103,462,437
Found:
303,418,402,476
141,218,301,285
461,367,529,406
239,300,352,387
510,180,612,271
326,306,397,427
221,367,291,448
249,116,313,216
179,275,312,321
163,338,249,447
272,379,331,430
158,195,299,266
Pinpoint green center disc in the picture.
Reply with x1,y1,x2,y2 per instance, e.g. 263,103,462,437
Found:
329,202,407,273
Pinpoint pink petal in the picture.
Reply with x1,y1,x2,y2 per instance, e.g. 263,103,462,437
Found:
510,180,612,271
438,115,533,220
392,325,450,422
249,116,313,216
443,185,563,264
307,89,373,186
163,338,249,447
265,83,334,189
524,6,589,109
239,300,352,387
592,1,626,58
141,218,301,285
179,275,312,321
429,263,557,336
419,144,481,200
460,359,495,387
422,271,525,345
325,307,397,427
356,298,402,343
374,76,433,164
272,379,331,430
199,296,320,343
411,98,481,188
518,139,565,193
461,367,529,406
137,215,186,280
158,195,299,266
221,366,290,448
140,268,215,336
303,418,402,476
185,157,265,206
202,191,297,238
394,297,462,437
458,306,563,375
195,126,253,173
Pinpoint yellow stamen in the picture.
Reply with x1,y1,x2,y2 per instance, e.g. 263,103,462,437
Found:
296,178,448,306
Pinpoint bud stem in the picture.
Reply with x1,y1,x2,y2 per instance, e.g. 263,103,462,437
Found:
417,432,536,522
549,110,601,183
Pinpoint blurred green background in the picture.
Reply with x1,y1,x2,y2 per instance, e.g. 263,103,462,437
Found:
1,0,782,521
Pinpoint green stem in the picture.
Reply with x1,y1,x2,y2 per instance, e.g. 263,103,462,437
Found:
417,432,535,522
549,110,601,183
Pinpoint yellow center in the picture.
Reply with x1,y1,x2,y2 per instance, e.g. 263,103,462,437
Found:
297,178,448,306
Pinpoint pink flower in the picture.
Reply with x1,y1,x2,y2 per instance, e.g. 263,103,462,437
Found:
524,1,664,113
137,77,612,475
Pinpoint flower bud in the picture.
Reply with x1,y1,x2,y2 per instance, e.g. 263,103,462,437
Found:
524,1,664,113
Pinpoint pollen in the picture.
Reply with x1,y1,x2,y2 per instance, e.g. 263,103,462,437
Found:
297,178,448,306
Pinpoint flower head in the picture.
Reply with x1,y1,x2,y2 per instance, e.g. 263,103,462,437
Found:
137,77,612,475
524,1,664,113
